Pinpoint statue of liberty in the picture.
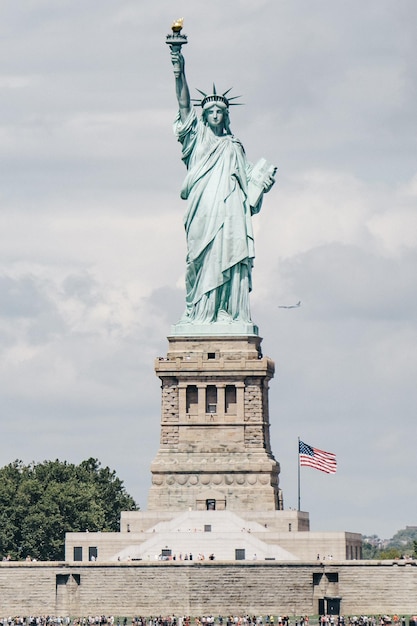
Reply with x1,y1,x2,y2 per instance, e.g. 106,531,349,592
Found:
168,24,276,334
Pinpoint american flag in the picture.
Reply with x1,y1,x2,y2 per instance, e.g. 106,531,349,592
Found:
299,440,337,474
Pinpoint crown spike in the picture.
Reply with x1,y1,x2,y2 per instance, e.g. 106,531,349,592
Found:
193,86,243,109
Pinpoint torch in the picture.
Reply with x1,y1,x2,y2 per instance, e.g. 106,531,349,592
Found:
166,18,188,78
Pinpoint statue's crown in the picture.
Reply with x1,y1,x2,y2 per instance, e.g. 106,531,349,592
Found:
192,85,242,110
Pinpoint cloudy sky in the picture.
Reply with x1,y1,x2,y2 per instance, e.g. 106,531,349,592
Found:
1,0,416,541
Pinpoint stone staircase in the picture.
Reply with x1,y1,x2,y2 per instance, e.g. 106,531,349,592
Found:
112,511,298,562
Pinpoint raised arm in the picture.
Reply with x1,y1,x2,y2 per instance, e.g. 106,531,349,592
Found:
171,49,191,122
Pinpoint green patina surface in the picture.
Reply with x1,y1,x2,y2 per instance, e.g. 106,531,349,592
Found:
168,33,276,337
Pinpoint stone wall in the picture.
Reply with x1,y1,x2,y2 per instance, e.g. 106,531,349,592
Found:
1,560,416,616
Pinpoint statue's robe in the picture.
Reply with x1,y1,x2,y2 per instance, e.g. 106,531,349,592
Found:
174,108,262,323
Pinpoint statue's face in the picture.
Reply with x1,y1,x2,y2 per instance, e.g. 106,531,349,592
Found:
205,105,224,132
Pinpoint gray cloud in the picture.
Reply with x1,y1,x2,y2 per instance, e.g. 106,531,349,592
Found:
0,0,415,539
280,244,417,321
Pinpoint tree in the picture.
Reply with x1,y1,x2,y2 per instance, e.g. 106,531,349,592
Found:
378,547,403,560
388,527,417,552
0,458,138,561
362,541,381,559
362,529,417,560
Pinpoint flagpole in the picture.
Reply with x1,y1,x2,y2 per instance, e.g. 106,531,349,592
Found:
297,436,301,511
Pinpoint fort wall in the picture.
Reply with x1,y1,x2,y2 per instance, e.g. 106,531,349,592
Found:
0,560,416,616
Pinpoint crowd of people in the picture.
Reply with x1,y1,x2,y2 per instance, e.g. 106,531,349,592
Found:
155,553,216,562
0,615,416,626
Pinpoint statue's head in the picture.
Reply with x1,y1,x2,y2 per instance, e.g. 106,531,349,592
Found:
202,102,231,135
193,85,241,135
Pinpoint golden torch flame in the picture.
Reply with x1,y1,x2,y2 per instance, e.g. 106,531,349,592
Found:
171,18,184,34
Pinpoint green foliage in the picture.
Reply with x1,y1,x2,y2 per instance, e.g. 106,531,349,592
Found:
0,458,138,561
389,527,417,550
378,547,403,560
362,527,417,560
362,541,381,559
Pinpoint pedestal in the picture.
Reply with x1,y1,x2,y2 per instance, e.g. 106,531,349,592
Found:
148,335,282,512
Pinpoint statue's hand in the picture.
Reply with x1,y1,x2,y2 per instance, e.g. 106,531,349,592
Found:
263,168,277,193
170,49,184,77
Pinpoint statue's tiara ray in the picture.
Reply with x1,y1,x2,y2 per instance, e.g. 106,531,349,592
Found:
192,86,244,107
